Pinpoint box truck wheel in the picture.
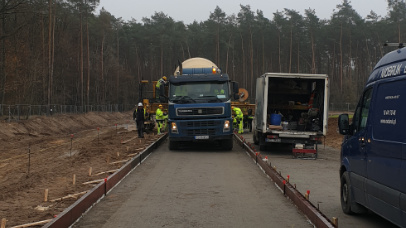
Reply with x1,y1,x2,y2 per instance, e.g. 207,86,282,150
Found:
253,131,259,145
341,171,366,214
258,133,267,151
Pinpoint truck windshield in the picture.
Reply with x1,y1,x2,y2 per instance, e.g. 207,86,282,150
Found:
169,82,229,103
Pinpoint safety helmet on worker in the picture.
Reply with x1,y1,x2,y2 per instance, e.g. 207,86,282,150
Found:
231,106,235,109
158,104,163,108
138,102,143,107
162,76,167,81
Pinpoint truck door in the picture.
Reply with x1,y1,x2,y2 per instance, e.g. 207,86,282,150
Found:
342,88,373,206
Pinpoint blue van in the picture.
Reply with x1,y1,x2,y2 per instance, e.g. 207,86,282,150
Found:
338,46,406,226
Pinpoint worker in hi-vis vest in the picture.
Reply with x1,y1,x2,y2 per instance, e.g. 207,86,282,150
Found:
156,76,167,99
155,104,167,134
232,106,244,134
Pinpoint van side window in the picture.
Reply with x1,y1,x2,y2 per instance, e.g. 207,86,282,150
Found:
352,88,373,133
360,88,373,130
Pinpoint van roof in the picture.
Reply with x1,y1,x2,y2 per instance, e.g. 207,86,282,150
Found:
367,47,406,85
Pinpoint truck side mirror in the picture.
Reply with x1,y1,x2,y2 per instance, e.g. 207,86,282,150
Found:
232,81,239,100
338,114,350,135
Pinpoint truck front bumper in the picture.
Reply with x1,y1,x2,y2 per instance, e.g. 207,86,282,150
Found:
169,134,233,142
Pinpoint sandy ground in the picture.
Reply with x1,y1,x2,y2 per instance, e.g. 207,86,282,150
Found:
0,112,341,227
0,112,162,227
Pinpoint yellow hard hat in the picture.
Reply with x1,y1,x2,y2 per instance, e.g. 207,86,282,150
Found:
162,76,167,80
231,106,235,109
158,104,163,108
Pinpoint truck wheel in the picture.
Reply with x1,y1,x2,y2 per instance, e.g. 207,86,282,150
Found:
222,139,233,151
340,172,366,214
168,140,178,150
259,133,266,151
253,131,259,145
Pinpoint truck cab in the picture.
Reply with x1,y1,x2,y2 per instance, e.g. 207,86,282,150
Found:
163,58,238,150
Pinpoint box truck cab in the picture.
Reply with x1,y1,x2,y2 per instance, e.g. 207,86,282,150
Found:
338,46,406,226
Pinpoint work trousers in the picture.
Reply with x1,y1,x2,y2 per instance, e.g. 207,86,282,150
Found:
136,121,144,138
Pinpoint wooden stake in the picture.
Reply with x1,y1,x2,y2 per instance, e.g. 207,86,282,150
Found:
72,174,76,186
88,167,92,176
50,191,88,202
94,169,119,176
106,156,110,164
109,159,130,165
127,152,139,157
305,193,309,200
10,219,52,228
332,217,338,227
82,179,104,185
44,189,49,202
1,218,6,228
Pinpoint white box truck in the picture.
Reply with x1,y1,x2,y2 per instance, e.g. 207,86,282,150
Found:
252,73,329,157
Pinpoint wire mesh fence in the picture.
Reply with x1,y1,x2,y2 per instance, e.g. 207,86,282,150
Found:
0,104,135,122
329,103,356,113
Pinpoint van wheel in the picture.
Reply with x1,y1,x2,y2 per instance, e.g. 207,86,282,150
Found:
341,172,366,214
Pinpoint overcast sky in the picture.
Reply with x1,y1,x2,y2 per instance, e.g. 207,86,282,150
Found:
97,0,389,24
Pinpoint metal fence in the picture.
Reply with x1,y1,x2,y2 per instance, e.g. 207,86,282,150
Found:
0,104,135,122
329,103,356,113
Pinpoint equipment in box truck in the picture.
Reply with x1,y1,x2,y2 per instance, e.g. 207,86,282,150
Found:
253,73,329,158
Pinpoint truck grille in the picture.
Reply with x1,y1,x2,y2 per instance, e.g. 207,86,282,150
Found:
180,120,220,136
177,107,223,116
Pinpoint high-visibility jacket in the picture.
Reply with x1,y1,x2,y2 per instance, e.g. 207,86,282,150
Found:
156,78,166,89
133,108,147,122
233,107,243,119
156,108,165,120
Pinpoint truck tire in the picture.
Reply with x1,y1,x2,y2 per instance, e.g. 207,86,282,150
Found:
222,139,233,151
258,133,267,151
253,131,259,145
340,171,366,214
168,140,179,150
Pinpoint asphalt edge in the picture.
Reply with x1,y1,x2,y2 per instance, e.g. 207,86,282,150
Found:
43,133,168,228
233,133,336,228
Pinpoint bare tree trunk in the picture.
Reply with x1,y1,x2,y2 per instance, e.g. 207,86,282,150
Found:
249,29,253,100
0,0,6,105
278,30,281,72
100,34,104,104
47,0,52,114
240,33,246,89
289,27,292,73
339,23,343,93
86,19,90,107
51,15,55,103
80,11,84,108
311,32,316,74
297,41,300,73
116,30,119,103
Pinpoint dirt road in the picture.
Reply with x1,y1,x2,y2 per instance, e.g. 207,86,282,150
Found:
74,141,313,228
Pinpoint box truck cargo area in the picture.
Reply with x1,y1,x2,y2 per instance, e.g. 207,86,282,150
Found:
253,73,329,158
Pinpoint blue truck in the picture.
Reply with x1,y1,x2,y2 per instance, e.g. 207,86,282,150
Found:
161,58,239,150
338,45,406,226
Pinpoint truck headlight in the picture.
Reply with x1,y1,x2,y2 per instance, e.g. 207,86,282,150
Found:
171,122,178,134
223,120,230,132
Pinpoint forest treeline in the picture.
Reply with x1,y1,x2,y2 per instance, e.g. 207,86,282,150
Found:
0,0,405,108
